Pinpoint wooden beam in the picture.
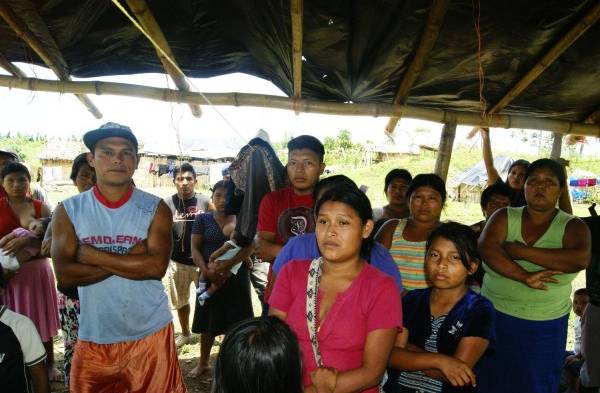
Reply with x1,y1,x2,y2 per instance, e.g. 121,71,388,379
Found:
434,122,457,181
1,75,599,137
550,132,562,159
290,0,304,100
385,0,449,134
0,2,102,119
0,53,26,78
488,1,600,115
125,0,201,117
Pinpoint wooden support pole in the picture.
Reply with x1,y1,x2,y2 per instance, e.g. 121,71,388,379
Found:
550,132,562,159
125,0,201,117
385,0,449,134
290,0,303,100
0,2,102,119
1,75,599,137
434,122,457,181
0,52,26,78
488,1,600,115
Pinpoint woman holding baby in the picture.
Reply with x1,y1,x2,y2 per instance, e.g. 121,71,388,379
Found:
0,162,61,381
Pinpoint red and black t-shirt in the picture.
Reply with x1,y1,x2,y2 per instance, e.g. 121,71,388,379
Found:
257,187,315,247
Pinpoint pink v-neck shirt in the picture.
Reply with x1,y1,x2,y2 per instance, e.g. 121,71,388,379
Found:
269,260,402,391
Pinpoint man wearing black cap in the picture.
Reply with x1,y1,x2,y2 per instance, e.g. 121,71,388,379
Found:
51,123,187,392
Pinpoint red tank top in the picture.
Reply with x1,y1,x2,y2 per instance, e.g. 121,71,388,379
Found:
0,197,43,238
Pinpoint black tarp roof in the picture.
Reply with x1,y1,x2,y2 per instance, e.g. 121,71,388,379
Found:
0,0,599,123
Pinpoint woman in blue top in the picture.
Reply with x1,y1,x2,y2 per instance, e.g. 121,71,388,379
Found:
386,222,495,393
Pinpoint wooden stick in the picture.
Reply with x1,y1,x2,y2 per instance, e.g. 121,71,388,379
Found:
125,0,201,117
290,0,304,100
385,0,449,133
0,52,26,78
0,2,102,119
488,1,600,114
434,122,457,181
1,75,598,137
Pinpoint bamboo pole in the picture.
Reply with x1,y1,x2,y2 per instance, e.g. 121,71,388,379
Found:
290,0,304,100
1,75,598,137
488,1,600,115
434,122,457,181
125,0,201,117
385,0,449,134
0,52,26,78
0,3,102,119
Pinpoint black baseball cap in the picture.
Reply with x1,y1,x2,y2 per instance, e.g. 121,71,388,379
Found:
83,122,139,152
0,148,19,161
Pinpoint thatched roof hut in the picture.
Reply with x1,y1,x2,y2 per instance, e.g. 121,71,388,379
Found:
38,140,86,185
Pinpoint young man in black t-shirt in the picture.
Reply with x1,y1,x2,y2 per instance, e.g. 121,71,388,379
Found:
164,163,212,346
0,266,50,393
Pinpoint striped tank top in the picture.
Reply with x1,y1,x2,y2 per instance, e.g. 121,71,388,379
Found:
389,219,428,291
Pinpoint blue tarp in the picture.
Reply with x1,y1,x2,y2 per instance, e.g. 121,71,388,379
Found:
452,156,514,187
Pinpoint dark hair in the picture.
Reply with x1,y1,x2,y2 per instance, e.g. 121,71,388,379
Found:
313,175,357,201
426,222,480,283
1,162,31,181
406,173,446,204
0,265,5,289
574,288,589,297
384,169,412,193
173,162,196,180
287,135,325,162
315,184,374,258
508,159,530,175
211,180,227,194
480,181,512,209
525,158,566,188
69,153,93,183
212,317,303,393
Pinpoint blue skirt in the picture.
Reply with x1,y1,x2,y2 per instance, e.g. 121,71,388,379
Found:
476,310,568,393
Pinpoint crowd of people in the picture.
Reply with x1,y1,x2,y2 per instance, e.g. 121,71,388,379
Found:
0,122,598,393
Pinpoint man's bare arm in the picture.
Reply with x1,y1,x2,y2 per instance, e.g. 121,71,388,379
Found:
51,205,111,288
254,231,282,262
77,201,172,280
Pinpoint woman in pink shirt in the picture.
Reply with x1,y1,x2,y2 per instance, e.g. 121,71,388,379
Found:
270,184,402,393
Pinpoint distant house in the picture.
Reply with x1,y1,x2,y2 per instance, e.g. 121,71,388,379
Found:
134,139,240,189
450,156,514,203
39,139,240,189
39,140,87,185
363,130,420,164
